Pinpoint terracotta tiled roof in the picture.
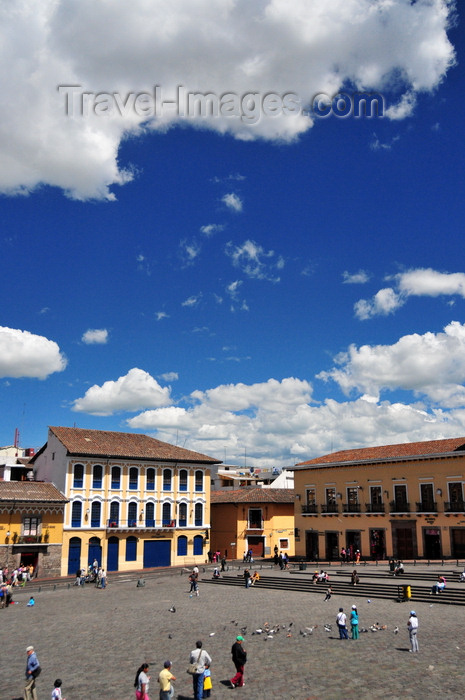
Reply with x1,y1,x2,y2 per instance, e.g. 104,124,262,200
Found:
295,436,465,468
210,488,295,504
47,426,221,464
0,481,67,503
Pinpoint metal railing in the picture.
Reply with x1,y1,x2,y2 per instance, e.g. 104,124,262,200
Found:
301,504,318,514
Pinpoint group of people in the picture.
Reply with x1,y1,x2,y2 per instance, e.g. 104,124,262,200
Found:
24,645,65,700
273,548,290,570
336,606,359,640
0,563,34,586
132,635,246,700
340,547,361,563
207,550,226,565
312,569,330,584
74,563,107,588
243,569,260,587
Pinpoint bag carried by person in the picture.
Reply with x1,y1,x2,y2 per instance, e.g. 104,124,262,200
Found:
31,666,41,679
187,649,202,675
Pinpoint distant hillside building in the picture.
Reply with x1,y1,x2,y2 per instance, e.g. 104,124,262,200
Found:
292,437,465,561
32,427,221,576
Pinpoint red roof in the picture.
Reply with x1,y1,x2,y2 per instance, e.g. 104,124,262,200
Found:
46,426,221,464
0,481,67,503
211,488,295,504
295,436,465,468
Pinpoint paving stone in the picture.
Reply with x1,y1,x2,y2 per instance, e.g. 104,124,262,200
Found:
2,565,464,699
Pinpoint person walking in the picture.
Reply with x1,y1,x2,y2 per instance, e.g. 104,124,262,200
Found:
230,635,247,688
350,605,359,639
189,641,211,700
158,660,176,700
24,645,40,700
407,610,419,653
324,584,332,602
134,663,150,700
51,678,67,700
336,608,349,639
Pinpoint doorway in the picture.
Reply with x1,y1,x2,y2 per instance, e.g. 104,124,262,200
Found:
423,528,441,558
325,531,339,561
305,531,319,561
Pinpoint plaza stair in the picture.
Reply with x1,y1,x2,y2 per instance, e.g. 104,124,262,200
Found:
201,573,465,606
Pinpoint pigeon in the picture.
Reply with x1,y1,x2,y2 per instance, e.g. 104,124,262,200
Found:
169,605,176,613
168,634,173,639
253,628,263,635
394,626,399,634
324,624,332,632
305,626,315,634
240,627,247,635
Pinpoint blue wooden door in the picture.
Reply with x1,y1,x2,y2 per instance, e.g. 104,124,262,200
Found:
143,540,171,568
88,538,102,567
67,537,81,575
107,536,119,571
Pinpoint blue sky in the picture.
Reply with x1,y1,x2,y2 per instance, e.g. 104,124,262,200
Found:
1,0,465,466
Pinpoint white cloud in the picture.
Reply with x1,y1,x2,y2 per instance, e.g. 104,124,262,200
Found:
0,1,455,199
82,328,108,345
226,239,282,281
127,372,465,467
155,311,169,321
318,322,465,408
72,367,172,415
354,287,404,319
221,193,243,213
342,269,370,284
179,238,201,265
182,294,202,308
200,223,224,237
0,326,67,379
355,268,465,319
159,372,178,382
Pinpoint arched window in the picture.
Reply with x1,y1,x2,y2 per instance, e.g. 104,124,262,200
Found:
195,503,203,526
128,502,137,527
71,501,82,527
92,464,102,489
109,501,119,527
193,534,203,555
163,469,172,491
111,466,121,490
195,470,203,492
73,464,84,488
90,501,101,528
129,467,138,491
126,535,137,561
146,468,155,491
179,469,188,491
162,502,171,526
179,503,187,527
177,535,188,556
145,502,155,527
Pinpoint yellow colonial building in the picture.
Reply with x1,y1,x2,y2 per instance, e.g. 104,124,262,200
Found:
0,481,67,576
293,437,465,561
210,487,295,560
32,427,220,575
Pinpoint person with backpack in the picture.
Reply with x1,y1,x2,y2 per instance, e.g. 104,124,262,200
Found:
134,662,150,700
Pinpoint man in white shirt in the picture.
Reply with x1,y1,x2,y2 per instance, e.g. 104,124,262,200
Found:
407,611,419,652
336,608,349,639
189,640,211,700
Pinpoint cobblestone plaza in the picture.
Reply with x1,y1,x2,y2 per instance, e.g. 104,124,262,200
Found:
3,567,465,700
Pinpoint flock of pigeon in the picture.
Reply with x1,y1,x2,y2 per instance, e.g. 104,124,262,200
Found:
167,610,402,641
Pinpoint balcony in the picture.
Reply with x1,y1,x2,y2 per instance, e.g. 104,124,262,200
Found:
365,503,385,513
106,519,178,530
321,503,339,514
246,521,264,530
17,534,43,544
415,501,438,513
342,503,361,514
444,501,465,513
301,504,318,515
389,500,410,513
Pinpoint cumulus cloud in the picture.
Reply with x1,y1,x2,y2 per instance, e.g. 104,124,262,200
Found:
82,328,108,345
226,239,283,281
158,372,179,382
0,0,455,199
221,193,243,213
0,326,67,379
126,372,465,467
72,367,172,415
179,238,201,265
343,269,371,284
318,322,465,408
355,268,465,319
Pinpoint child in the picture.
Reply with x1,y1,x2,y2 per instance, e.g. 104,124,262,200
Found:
203,662,212,698
51,678,66,700
27,596,35,606
324,585,332,602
